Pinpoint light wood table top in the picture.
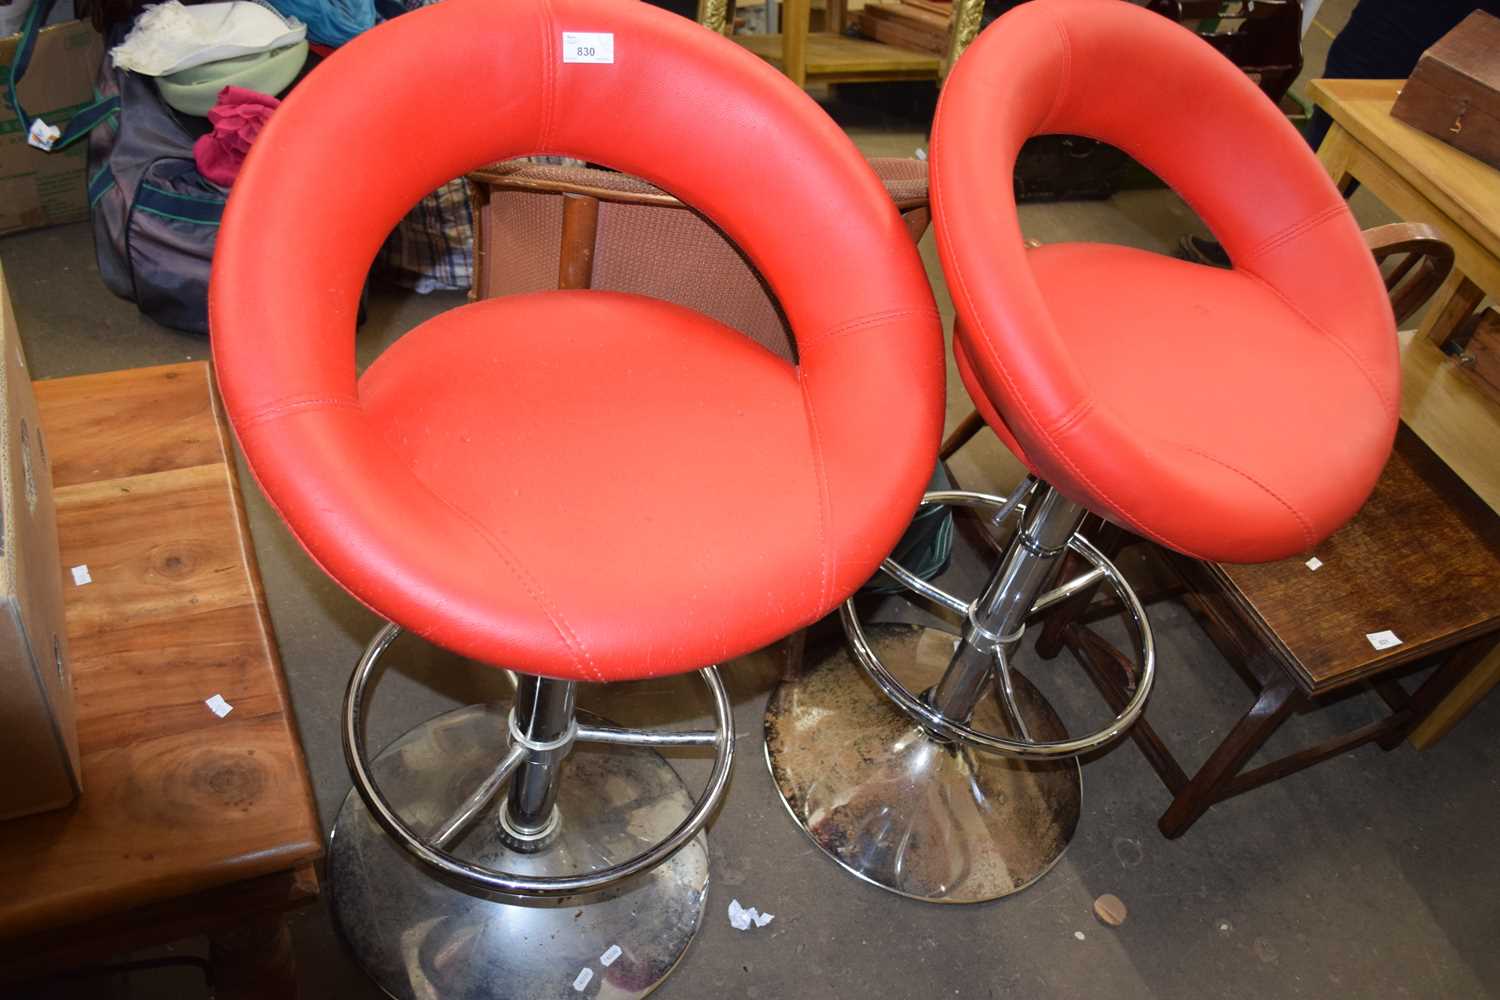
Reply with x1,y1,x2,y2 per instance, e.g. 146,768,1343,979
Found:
0,362,321,943
1311,78,1500,514
1310,78,1500,261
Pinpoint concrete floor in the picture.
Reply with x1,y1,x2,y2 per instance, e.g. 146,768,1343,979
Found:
5,5,1500,997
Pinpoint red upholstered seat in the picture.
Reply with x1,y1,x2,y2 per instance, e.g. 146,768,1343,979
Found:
933,0,1398,563
210,0,943,681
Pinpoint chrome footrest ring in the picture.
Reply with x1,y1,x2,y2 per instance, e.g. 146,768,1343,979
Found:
341,622,736,899
850,487,1156,760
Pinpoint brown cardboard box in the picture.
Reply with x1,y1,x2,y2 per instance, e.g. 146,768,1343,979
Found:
0,19,105,236
0,262,79,820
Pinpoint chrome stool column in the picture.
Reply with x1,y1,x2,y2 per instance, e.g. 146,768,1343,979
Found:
765,478,1154,902
330,624,734,1000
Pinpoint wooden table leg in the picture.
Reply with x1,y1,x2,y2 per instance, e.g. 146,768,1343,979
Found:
1416,270,1485,349
938,408,985,461
209,913,298,1000
782,0,810,88
1409,636,1500,750
1158,676,1300,839
1315,123,1360,197
826,0,847,35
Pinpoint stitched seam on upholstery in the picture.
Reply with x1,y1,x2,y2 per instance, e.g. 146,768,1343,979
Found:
406,465,606,682
936,173,1140,557
1049,397,1094,438
798,369,833,610
537,0,555,152
808,306,941,347
1040,16,1071,134
239,395,359,430
1169,439,1314,549
1238,267,1396,418
1242,203,1347,261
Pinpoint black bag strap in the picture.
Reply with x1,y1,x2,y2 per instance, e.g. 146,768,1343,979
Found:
5,0,119,152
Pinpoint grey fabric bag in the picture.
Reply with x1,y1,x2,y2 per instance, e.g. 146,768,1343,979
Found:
7,0,227,334
85,25,225,335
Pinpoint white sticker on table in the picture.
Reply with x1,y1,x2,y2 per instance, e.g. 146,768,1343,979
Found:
1366,630,1402,651
562,32,613,63
1305,557,1323,571
572,967,594,991
205,693,235,718
70,564,92,586
599,945,622,967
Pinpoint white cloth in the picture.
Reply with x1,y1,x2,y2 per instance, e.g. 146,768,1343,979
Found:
110,1,305,77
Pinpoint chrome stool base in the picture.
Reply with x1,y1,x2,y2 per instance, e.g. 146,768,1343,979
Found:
765,623,1081,903
330,703,708,1000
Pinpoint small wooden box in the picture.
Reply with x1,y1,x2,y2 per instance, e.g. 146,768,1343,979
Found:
1457,307,1500,406
1391,10,1500,169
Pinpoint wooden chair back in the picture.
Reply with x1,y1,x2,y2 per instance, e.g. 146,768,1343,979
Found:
467,157,930,361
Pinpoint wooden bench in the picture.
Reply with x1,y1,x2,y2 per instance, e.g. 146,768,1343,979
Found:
0,363,321,997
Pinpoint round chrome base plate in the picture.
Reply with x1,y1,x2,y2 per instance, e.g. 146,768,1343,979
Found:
330,703,708,1000
765,623,1081,903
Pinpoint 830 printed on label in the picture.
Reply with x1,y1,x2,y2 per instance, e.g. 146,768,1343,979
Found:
563,31,614,63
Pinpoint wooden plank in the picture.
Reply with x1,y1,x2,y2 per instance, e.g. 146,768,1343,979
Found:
35,365,227,488
1309,79,1500,263
735,31,941,78
0,362,322,941
1212,428,1500,695
1410,637,1500,748
859,8,947,55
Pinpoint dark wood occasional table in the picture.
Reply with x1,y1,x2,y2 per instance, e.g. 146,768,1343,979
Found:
1052,427,1500,837
0,362,322,996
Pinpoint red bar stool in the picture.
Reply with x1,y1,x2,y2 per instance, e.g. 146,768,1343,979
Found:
208,0,942,995
766,0,1399,903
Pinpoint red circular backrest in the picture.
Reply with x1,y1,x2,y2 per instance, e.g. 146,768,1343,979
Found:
931,0,1394,484
210,0,943,667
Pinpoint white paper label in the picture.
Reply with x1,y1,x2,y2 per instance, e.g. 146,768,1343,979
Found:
562,32,613,63
27,119,60,151
205,693,234,718
1366,630,1402,651
571,967,594,991
70,564,92,586
1305,557,1323,571
599,945,622,967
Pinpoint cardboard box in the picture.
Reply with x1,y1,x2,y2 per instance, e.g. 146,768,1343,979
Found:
0,262,79,820
0,19,105,236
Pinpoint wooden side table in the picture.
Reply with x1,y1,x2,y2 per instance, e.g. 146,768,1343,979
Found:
1050,428,1500,837
0,363,322,997
1310,77,1500,746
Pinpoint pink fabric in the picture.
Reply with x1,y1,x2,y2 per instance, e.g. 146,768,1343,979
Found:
194,87,280,187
